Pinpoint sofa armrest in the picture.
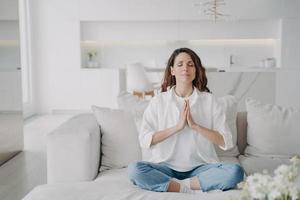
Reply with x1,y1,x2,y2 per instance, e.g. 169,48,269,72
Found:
47,113,100,184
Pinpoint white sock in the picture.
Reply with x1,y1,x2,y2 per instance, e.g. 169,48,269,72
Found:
177,178,191,189
172,178,194,193
179,185,193,193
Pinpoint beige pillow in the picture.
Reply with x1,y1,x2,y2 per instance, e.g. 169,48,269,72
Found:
91,106,142,171
245,98,300,157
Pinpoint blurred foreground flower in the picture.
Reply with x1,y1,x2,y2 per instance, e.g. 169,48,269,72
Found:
238,156,300,200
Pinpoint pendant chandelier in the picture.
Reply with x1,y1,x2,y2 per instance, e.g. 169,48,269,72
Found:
195,0,230,22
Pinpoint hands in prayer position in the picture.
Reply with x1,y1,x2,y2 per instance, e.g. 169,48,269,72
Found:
176,100,197,131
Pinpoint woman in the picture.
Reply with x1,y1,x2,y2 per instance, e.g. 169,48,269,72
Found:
128,48,244,193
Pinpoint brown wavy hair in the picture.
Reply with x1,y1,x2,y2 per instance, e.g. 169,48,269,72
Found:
161,48,211,93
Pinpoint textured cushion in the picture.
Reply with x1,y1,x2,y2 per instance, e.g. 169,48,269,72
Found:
117,91,149,128
117,92,151,160
218,156,241,165
245,98,300,157
91,106,142,171
214,96,240,157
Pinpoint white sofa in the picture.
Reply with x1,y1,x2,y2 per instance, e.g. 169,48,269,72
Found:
23,98,300,200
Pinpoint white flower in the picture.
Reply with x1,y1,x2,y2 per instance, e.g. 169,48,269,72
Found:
239,155,300,200
291,156,300,166
289,185,298,200
245,173,272,199
268,188,281,200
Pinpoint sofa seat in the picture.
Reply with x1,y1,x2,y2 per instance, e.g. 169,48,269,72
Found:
24,157,243,200
24,168,242,200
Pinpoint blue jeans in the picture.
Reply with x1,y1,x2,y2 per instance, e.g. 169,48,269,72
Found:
128,161,244,192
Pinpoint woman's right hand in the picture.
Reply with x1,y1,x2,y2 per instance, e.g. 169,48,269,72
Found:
176,100,188,131
150,101,187,146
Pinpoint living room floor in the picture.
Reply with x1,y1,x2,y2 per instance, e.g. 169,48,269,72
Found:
0,114,74,200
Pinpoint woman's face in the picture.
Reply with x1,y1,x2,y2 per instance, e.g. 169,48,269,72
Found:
171,52,196,84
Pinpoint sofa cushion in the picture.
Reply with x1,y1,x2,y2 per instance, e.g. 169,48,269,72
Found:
238,155,291,176
214,96,240,157
47,114,100,183
117,91,149,129
91,106,142,171
218,156,241,165
245,98,300,157
118,92,240,158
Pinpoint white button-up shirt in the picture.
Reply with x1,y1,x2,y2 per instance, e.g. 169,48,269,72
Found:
139,86,233,172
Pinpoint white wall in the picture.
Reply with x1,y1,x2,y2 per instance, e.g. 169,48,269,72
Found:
276,18,300,109
81,20,279,69
81,20,279,40
30,0,81,113
276,70,300,109
280,19,300,69
29,0,300,114
79,0,300,21
81,40,276,70
30,0,122,113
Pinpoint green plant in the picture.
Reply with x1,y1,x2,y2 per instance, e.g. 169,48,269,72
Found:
87,50,97,60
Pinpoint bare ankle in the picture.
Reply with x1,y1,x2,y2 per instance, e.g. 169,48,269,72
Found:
167,180,180,192
190,176,201,190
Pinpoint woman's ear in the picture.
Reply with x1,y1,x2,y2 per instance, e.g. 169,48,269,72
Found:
170,66,175,76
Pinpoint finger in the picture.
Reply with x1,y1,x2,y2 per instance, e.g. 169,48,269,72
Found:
188,108,193,121
183,101,186,109
184,102,188,111
183,106,188,117
183,108,187,116
186,107,189,117
187,108,190,119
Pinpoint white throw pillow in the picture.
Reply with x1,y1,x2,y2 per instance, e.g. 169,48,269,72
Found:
117,92,151,160
117,91,149,122
91,106,142,171
214,95,240,157
245,98,300,157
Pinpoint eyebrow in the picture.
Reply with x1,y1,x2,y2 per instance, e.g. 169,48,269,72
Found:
176,60,193,63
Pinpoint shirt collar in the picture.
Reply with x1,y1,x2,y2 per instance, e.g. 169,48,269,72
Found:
167,85,200,107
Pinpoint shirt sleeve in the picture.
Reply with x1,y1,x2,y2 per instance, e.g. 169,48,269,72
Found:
139,98,158,149
212,96,234,151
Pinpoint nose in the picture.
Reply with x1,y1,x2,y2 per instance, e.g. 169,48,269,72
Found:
182,64,188,71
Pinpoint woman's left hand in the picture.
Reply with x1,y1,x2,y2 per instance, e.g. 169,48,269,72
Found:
186,100,198,130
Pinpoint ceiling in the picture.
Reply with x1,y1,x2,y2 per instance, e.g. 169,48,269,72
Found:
79,0,300,21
